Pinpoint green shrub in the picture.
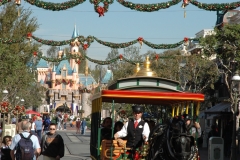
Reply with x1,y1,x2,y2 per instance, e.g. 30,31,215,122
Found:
86,121,91,129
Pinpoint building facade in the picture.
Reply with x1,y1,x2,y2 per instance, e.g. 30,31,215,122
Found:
36,25,98,117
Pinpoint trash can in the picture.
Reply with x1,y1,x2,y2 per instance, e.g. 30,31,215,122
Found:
208,137,224,160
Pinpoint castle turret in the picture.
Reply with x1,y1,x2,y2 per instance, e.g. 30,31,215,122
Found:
72,65,77,89
70,24,81,73
85,58,88,76
52,65,56,87
58,47,63,59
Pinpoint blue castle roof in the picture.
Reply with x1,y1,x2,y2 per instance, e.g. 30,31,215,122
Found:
101,70,113,84
37,58,48,68
79,74,97,87
56,55,73,75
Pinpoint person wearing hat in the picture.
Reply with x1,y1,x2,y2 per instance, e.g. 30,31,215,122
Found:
114,106,150,152
183,114,201,138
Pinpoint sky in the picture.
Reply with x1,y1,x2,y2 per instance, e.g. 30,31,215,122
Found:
15,0,238,68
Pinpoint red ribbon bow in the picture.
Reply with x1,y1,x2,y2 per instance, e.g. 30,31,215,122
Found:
97,6,105,17
27,32,32,38
184,37,189,42
119,54,123,60
83,44,88,50
138,37,143,41
33,51,37,57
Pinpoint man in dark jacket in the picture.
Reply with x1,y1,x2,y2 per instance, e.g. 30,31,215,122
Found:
114,106,150,150
41,123,64,159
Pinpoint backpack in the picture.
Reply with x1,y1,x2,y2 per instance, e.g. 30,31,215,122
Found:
44,119,51,128
16,133,34,160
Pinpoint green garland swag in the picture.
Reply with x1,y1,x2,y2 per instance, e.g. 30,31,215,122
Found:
1,0,240,12
1,35,199,50
93,37,138,49
190,0,240,11
32,36,75,46
37,53,173,65
0,0,11,6
117,0,181,12
25,0,86,11
0,38,24,44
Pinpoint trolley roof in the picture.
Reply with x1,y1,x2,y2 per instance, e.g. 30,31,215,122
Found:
93,90,204,106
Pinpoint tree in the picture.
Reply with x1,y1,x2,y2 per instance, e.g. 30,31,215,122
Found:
0,3,42,108
199,24,240,103
106,46,142,82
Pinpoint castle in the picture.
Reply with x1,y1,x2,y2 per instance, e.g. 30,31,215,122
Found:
36,25,98,117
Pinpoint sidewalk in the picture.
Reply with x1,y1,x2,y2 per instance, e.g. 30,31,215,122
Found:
198,147,240,160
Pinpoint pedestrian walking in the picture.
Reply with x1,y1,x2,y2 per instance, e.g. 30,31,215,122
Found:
76,118,81,134
57,114,63,130
30,119,36,135
16,116,28,134
81,118,86,135
10,121,41,160
42,116,51,134
1,135,12,160
35,116,43,140
41,123,65,160
69,114,74,127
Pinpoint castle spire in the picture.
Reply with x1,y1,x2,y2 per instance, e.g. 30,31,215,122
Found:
85,58,88,76
72,24,77,38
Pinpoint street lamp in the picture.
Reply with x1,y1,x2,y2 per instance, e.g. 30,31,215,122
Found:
1,89,8,139
231,71,240,160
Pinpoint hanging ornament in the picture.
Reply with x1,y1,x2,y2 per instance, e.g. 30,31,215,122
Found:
33,51,37,57
77,60,81,64
83,44,88,50
119,54,123,61
97,6,105,17
137,37,143,48
181,0,189,8
155,54,159,61
183,37,189,46
27,32,32,41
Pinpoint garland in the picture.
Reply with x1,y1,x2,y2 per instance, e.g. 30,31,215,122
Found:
89,0,114,17
0,0,11,6
1,34,198,50
93,36,138,48
0,38,24,44
189,0,240,11
37,53,173,65
1,0,239,13
85,55,119,65
117,0,181,12
25,0,86,11
32,35,75,46
32,35,94,48
55,78,74,86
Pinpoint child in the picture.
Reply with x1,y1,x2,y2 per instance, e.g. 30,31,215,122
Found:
1,135,12,160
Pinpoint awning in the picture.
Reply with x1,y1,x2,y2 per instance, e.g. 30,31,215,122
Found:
204,102,232,119
98,90,204,106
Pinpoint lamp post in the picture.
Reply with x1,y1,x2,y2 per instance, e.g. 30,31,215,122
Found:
231,71,240,160
1,89,8,139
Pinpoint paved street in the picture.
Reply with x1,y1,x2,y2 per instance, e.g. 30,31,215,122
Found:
39,129,91,160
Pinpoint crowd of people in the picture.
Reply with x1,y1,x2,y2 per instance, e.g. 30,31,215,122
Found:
1,119,65,160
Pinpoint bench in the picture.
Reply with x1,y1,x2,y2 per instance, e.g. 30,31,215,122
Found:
101,140,130,160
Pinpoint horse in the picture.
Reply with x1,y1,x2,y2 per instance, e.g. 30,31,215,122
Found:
147,117,199,160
